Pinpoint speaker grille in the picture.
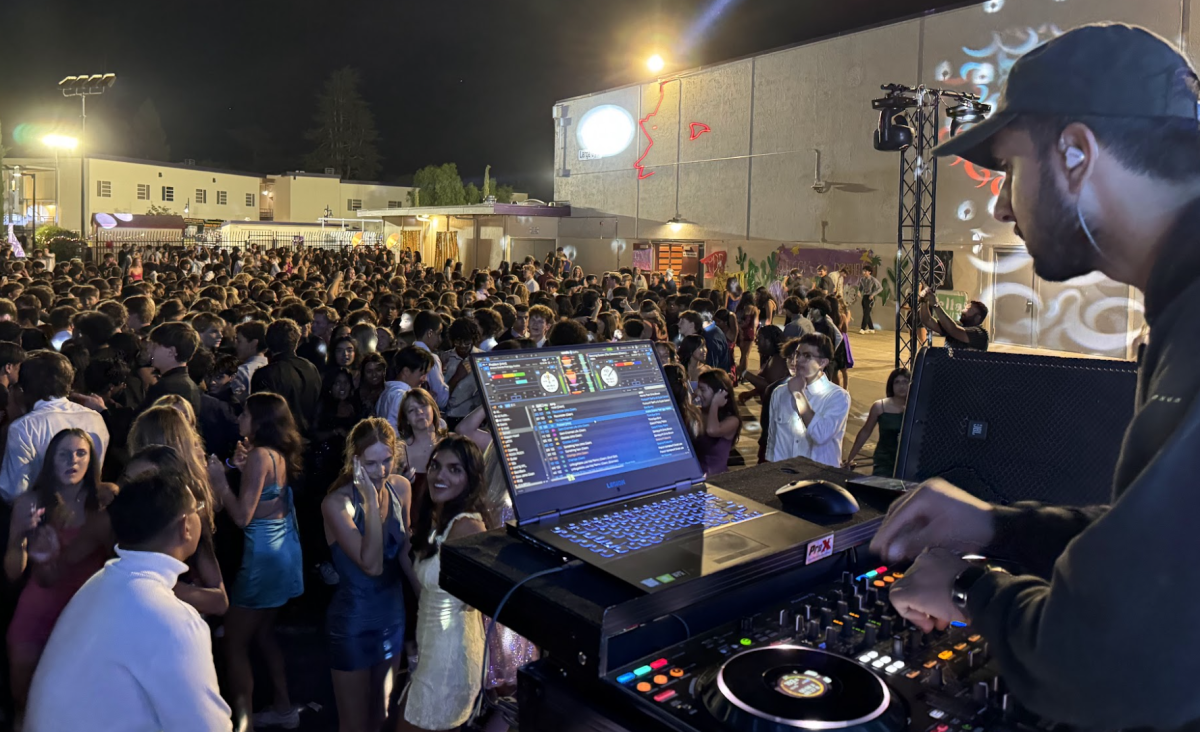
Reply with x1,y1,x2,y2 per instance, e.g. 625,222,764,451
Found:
897,348,1137,506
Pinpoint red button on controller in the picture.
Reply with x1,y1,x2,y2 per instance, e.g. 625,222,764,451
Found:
653,689,677,703
650,658,669,670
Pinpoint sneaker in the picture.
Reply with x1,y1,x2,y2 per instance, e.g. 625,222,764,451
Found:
316,561,340,585
858,329,868,335
253,706,301,729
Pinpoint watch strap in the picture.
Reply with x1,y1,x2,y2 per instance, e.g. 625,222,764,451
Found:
952,564,989,610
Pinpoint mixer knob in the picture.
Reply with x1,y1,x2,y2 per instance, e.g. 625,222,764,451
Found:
879,617,893,636
820,607,833,626
807,619,822,641
836,600,849,618
907,629,924,651
803,604,813,621
778,609,792,627
967,648,983,669
853,595,867,613
1000,693,1013,719
866,589,880,606
864,625,878,648
891,636,904,658
841,571,854,589
973,681,990,704
795,615,806,634
991,676,1004,696
824,626,839,647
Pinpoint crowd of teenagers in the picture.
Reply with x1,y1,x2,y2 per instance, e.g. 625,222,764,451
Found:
0,242,901,731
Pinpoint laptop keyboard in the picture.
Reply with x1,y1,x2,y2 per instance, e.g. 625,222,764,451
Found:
549,492,763,559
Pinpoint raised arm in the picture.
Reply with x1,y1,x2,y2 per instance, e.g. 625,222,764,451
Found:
843,401,884,468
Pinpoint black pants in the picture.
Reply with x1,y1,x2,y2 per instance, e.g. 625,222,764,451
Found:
861,295,875,330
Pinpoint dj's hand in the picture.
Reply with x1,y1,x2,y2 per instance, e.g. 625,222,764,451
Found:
888,548,971,632
869,478,995,564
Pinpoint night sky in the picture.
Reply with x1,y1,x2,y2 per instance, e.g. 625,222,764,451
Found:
0,0,970,199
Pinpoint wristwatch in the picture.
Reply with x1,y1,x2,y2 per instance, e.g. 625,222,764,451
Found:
951,562,1008,610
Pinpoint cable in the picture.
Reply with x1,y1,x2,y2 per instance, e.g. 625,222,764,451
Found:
671,613,691,639
471,560,585,721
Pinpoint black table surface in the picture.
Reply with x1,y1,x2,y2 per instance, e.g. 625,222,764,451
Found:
441,457,896,632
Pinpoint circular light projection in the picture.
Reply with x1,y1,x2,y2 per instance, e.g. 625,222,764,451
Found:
114,213,134,222
577,104,637,159
94,213,117,229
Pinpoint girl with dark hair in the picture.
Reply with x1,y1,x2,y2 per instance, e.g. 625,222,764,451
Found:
358,351,388,414
312,367,366,494
678,334,708,391
332,335,360,373
404,434,490,732
734,301,759,379
663,363,703,440
217,392,306,730
694,369,741,476
397,388,448,529
5,428,115,719
754,287,777,326
322,418,419,732
843,367,911,476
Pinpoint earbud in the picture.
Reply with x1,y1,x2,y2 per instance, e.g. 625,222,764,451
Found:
1064,146,1086,170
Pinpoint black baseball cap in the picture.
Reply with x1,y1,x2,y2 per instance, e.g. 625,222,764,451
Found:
933,24,1200,170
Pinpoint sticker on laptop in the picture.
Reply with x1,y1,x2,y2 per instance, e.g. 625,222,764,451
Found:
805,534,835,565
640,570,687,589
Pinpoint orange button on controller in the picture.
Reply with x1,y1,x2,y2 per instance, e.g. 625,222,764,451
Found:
883,575,897,584
938,650,955,661
873,580,886,588
954,643,968,651
637,682,652,693
968,634,982,643
891,572,904,579
653,675,668,685
669,668,685,678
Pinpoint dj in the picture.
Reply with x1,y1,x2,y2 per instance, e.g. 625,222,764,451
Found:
872,24,1200,730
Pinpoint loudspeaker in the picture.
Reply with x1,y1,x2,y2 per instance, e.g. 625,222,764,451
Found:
895,347,1138,506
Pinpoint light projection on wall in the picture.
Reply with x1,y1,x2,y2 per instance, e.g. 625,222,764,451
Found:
935,0,1140,358
577,104,637,160
634,80,713,179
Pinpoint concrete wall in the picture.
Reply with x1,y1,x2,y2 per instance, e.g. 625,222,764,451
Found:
552,0,1181,357
86,158,262,221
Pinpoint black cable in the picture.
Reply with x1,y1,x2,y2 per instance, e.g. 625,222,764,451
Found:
671,613,691,639
472,560,585,720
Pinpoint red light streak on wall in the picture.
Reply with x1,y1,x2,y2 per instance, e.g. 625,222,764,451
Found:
634,82,668,180
689,122,711,140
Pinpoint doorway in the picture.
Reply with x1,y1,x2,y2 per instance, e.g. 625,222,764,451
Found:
989,247,1140,358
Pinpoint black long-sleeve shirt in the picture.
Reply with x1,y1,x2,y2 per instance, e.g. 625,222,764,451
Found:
966,199,1200,730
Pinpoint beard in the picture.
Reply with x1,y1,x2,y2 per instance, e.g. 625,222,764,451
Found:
1023,165,1099,282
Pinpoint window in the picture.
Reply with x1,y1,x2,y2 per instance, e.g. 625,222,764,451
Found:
245,193,255,207
195,189,207,204
217,191,227,205
387,200,403,209
347,199,363,211
96,180,112,198
137,184,150,200
162,186,175,202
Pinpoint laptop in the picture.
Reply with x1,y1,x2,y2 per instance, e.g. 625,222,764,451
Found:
472,341,830,593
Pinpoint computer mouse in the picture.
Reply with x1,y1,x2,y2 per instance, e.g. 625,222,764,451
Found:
775,480,860,516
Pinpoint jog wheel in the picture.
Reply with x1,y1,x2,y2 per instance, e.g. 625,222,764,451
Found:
699,646,907,732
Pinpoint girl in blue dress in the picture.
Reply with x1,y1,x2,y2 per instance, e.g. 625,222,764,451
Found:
321,418,419,732
215,393,306,730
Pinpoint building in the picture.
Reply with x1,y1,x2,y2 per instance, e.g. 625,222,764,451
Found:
2,154,415,240
548,0,1182,359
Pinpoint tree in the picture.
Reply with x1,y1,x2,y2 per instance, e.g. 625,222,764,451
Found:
411,164,466,207
130,100,170,162
482,164,491,199
305,67,382,180
492,182,515,203
464,183,481,205
145,203,175,216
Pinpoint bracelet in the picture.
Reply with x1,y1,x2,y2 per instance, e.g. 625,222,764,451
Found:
225,458,237,470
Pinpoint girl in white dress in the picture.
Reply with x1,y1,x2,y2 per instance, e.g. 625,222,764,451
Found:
400,434,490,732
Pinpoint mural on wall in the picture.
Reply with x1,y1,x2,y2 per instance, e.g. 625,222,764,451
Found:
634,80,713,180
930,0,1141,358
706,246,884,304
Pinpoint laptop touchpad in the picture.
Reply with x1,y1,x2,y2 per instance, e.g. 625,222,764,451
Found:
682,530,769,569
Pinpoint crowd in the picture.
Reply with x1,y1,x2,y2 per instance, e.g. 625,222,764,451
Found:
0,241,949,731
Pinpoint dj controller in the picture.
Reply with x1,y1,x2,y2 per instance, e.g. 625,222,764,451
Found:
603,566,1057,732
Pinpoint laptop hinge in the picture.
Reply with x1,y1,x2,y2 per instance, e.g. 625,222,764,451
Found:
531,510,561,524
672,480,694,492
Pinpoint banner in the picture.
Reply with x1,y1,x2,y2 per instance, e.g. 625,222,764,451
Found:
773,246,873,287
935,290,969,321
632,243,653,271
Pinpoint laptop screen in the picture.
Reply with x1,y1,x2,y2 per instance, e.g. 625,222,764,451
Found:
474,341,702,519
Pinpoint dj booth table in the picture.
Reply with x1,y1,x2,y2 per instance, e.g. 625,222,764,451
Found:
441,457,899,732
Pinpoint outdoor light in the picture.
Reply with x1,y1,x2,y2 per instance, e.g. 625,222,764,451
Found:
667,215,684,232
324,206,332,219
872,85,919,152
184,199,191,215
42,134,78,150
576,104,637,159
647,55,665,73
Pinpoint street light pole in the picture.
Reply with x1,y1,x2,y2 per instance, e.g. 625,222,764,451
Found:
59,74,116,237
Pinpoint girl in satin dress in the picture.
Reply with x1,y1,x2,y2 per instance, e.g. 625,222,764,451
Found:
400,435,490,732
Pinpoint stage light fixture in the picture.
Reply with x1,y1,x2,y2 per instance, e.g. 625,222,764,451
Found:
872,86,917,152
946,97,993,138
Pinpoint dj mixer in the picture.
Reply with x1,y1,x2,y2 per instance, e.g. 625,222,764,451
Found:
604,567,1058,732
